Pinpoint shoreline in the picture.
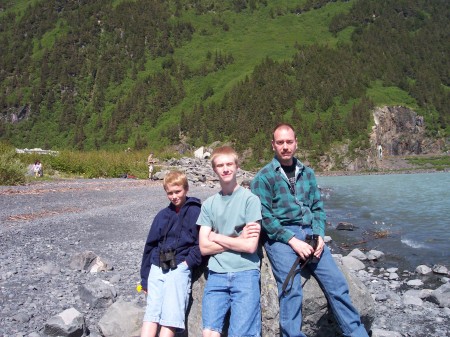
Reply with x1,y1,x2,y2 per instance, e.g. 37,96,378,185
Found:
1,179,449,336
316,167,449,177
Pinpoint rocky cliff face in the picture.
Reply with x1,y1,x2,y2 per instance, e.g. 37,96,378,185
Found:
371,106,438,156
318,106,445,172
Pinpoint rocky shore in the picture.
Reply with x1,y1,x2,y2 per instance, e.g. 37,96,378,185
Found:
0,178,449,337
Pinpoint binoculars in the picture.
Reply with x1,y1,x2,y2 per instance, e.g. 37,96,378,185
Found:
159,249,177,271
305,234,320,263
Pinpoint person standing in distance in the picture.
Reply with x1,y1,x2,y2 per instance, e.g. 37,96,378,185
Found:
197,146,262,337
251,123,370,337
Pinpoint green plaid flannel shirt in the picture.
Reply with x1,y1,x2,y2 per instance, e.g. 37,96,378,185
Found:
251,157,326,244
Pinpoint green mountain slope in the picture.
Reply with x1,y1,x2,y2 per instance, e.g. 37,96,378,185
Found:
0,0,448,163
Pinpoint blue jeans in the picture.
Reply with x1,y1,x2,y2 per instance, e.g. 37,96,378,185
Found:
264,225,369,337
202,269,261,337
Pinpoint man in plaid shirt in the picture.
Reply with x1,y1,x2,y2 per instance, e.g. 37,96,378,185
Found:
251,123,370,337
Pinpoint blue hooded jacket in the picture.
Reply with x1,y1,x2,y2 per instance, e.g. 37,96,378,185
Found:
140,196,201,290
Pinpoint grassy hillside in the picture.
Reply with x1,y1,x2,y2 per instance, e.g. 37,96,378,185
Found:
0,0,448,164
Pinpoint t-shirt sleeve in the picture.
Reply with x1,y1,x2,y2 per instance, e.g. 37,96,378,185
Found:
196,199,213,228
245,193,262,223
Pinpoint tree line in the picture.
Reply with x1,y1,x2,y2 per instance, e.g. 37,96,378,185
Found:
0,0,448,165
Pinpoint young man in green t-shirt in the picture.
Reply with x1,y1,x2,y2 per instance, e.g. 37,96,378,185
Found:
197,146,262,337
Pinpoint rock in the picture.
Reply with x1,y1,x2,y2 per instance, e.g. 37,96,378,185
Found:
371,328,402,337
404,289,433,299
348,248,368,261
28,333,41,337
432,264,449,275
13,312,31,323
336,221,357,230
39,262,61,275
43,307,86,337
184,249,375,337
79,278,116,309
415,264,432,275
69,251,111,272
407,279,424,287
97,300,144,337
153,170,168,180
342,255,366,271
194,146,205,159
428,282,450,308
366,250,385,261
388,272,399,280
402,293,423,306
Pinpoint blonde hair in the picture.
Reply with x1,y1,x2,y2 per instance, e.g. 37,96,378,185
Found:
163,170,189,190
210,146,239,168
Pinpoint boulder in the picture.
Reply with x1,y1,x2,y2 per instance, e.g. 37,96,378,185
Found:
43,308,86,337
348,248,368,261
366,250,385,261
69,251,111,272
97,300,144,337
342,255,366,271
336,222,357,231
432,264,449,275
194,146,205,159
184,249,375,336
415,265,432,275
79,278,116,309
428,282,450,308
407,279,424,287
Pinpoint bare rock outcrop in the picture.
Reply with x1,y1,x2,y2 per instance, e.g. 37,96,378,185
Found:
317,106,445,172
371,106,441,156
184,250,375,337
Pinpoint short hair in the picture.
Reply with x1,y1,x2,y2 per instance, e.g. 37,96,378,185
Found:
272,123,296,140
163,170,189,190
210,146,239,168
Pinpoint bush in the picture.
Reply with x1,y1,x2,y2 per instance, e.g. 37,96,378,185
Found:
0,143,26,186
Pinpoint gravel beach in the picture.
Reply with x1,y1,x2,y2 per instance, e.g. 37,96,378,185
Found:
1,178,449,337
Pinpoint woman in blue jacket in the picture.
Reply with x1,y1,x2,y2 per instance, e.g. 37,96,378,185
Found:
140,171,202,337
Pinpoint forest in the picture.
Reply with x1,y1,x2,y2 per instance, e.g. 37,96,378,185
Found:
0,0,448,164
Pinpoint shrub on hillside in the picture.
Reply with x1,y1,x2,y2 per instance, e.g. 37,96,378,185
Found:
0,143,26,185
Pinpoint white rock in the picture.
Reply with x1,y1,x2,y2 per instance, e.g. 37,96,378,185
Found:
342,255,366,271
415,265,432,275
407,279,424,287
366,250,385,261
389,273,399,280
348,248,368,261
432,264,449,275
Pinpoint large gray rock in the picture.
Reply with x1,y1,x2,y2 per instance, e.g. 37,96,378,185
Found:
97,300,144,337
301,254,375,336
69,251,111,272
428,282,450,308
79,278,117,309
184,249,375,336
342,255,366,271
43,308,86,337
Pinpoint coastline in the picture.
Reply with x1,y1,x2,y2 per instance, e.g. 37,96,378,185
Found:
0,179,448,336
316,167,449,177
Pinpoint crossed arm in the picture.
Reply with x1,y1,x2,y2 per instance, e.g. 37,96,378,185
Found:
199,222,261,256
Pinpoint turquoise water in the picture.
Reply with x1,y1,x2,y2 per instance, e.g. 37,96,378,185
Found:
317,172,450,271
